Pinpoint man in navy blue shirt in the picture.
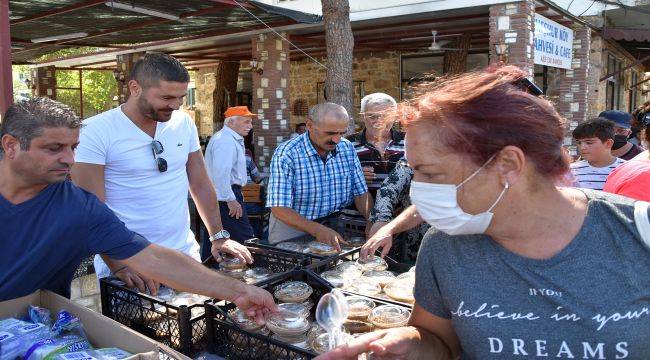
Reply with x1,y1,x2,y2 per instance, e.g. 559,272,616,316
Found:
0,98,275,323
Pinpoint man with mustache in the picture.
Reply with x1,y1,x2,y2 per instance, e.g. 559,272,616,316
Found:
347,93,404,196
72,53,252,293
0,98,277,325
266,103,373,249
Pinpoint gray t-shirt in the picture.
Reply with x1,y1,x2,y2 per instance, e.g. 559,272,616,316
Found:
415,190,650,359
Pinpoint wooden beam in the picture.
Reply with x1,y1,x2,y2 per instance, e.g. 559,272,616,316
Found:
0,0,12,114
11,0,105,26
13,4,246,55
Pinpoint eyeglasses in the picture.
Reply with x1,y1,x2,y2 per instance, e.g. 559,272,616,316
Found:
151,140,168,172
514,78,544,96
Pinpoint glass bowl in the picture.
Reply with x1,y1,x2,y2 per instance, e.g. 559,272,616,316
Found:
320,270,349,288
276,241,306,253
384,280,415,304
310,332,354,354
278,302,310,319
228,308,263,332
219,268,248,280
346,296,376,320
348,279,382,296
220,256,248,271
369,305,411,329
265,310,311,337
243,267,273,283
361,270,396,287
335,262,363,280
271,333,310,350
356,256,388,272
274,281,314,303
307,241,338,256
343,319,374,334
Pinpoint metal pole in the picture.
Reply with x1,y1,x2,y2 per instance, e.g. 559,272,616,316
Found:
0,0,13,115
79,69,84,118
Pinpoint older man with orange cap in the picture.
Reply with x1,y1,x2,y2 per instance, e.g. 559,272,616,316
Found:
203,106,258,260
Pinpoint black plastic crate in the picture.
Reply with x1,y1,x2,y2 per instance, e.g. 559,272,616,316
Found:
206,269,329,359
309,255,414,308
203,245,310,283
206,269,413,359
245,237,362,265
100,278,208,357
73,256,95,279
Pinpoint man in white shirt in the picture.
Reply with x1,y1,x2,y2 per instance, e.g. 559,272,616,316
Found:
72,53,252,292
203,107,256,260
570,117,625,190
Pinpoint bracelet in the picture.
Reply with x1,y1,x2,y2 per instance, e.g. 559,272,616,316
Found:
114,266,128,274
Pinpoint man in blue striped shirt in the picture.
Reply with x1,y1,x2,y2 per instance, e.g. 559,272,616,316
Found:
266,103,373,249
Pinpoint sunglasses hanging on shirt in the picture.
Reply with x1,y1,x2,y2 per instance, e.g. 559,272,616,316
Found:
151,140,168,173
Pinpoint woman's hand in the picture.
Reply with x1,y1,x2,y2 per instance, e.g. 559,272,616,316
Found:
314,327,421,360
361,222,393,260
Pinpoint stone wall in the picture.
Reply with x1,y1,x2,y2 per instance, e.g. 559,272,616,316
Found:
489,1,536,76
195,66,218,137
31,66,56,99
289,52,400,128
588,38,647,116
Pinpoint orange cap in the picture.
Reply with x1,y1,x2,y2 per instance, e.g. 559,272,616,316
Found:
224,106,257,118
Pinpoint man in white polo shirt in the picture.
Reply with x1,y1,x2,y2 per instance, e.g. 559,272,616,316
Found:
72,53,252,292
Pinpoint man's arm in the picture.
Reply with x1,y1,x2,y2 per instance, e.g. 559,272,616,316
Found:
121,244,276,323
271,207,345,251
187,150,252,263
354,192,374,220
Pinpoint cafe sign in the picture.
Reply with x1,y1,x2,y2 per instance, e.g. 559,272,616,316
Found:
534,14,573,70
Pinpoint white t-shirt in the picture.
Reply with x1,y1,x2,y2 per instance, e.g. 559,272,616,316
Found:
570,157,626,190
75,106,201,277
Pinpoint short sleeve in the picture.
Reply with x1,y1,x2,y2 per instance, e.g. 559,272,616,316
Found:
266,147,295,208
350,150,368,197
414,232,452,319
186,113,201,153
84,194,149,260
75,119,109,165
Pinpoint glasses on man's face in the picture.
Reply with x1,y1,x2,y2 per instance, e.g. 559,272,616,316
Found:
151,140,168,172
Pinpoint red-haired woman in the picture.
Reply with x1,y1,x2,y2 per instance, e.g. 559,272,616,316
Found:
316,66,650,360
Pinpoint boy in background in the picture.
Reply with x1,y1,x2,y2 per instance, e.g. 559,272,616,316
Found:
570,118,625,190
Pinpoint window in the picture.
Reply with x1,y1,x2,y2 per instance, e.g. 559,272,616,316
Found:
534,64,548,95
185,87,196,108
605,54,624,110
400,52,489,99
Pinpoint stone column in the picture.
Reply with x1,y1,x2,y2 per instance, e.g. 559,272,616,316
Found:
31,66,57,99
557,25,591,156
251,33,291,172
195,66,218,137
489,1,536,76
115,52,145,104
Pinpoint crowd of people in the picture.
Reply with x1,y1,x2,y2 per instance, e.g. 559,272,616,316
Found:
1,53,649,359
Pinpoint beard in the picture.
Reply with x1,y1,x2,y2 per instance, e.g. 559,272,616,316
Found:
137,96,173,122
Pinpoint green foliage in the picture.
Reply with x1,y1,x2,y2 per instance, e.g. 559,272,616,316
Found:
56,69,117,118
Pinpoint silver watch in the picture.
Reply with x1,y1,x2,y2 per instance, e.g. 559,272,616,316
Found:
209,229,230,243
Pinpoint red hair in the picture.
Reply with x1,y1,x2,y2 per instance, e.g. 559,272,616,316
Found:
402,65,570,179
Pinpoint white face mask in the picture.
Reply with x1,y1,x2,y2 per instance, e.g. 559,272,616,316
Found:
409,155,509,235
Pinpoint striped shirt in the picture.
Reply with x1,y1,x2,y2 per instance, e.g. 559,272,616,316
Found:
347,129,405,193
267,132,368,220
570,158,626,190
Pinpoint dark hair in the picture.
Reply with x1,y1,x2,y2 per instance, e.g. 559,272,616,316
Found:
572,117,615,142
295,122,306,131
0,97,82,156
403,65,569,180
130,53,190,89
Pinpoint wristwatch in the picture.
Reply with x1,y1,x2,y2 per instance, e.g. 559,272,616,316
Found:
209,229,230,243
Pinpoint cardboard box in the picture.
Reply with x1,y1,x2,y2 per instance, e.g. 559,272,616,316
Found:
0,291,190,360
